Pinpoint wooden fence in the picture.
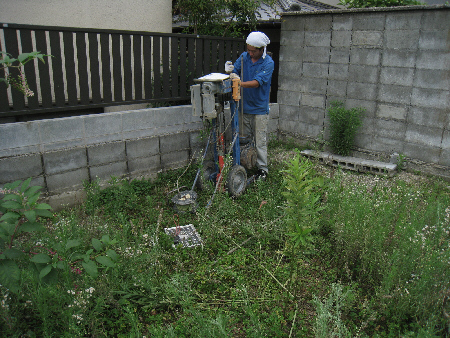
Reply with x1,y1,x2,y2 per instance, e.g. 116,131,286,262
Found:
0,23,245,118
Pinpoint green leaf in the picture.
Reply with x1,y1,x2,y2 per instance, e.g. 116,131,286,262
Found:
106,249,119,262
4,248,24,259
0,211,20,222
24,210,36,222
35,209,53,218
96,255,116,268
84,249,94,262
27,193,40,205
2,194,21,202
101,234,111,244
35,203,52,210
0,221,17,236
1,200,23,209
30,253,51,264
82,260,98,278
20,221,46,232
24,185,42,198
5,180,22,190
56,260,66,269
20,178,32,193
92,238,103,251
0,259,20,294
66,239,81,250
39,264,52,279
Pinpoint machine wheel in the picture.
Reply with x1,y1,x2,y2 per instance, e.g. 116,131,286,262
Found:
227,165,247,198
196,160,216,191
240,145,257,170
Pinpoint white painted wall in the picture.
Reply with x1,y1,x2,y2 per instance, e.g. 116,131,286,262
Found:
0,0,172,33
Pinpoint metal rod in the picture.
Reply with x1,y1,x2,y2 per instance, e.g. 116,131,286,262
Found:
191,130,213,191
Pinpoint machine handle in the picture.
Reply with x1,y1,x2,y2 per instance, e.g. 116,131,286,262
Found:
232,78,241,101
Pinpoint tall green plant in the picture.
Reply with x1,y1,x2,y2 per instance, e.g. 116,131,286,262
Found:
282,153,324,248
326,101,365,156
0,179,118,294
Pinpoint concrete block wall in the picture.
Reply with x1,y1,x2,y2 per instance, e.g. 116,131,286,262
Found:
0,105,203,209
0,103,279,209
279,6,450,179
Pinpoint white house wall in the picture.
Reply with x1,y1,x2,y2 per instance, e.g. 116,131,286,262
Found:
0,0,172,33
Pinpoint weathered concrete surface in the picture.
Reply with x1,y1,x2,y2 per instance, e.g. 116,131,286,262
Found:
279,6,450,180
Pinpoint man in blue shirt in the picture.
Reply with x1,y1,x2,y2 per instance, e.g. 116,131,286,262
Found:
226,31,274,180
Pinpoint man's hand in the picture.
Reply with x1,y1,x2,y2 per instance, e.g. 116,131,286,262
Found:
225,61,234,74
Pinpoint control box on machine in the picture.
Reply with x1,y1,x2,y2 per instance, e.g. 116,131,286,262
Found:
190,73,233,120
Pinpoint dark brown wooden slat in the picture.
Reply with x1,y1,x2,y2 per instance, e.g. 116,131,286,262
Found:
111,33,122,102
232,40,242,63
100,33,112,103
179,37,187,97
225,40,232,67
195,38,203,79
210,39,218,73
3,28,25,110
143,35,152,99
152,36,161,99
0,80,9,112
0,35,10,113
162,36,170,98
122,34,132,101
76,32,89,105
49,31,67,106
111,34,122,102
203,39,211,75
0,24,10,112
34,29,52,109
63,31,77,106
217,40,225,78
88,32,101,103
170,36,179,98
133,35,142,101
187,37,195,87
19,29,39,109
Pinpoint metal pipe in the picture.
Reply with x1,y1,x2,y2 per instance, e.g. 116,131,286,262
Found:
191,130,213,191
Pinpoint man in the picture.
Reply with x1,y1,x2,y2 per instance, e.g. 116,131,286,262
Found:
225,31,274,180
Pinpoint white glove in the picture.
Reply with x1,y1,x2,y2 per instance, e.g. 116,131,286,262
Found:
225,61,234,74
229,73,240,80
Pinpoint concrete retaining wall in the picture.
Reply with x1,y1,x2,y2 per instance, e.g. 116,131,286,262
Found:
0,104,279,210
279,6,450,179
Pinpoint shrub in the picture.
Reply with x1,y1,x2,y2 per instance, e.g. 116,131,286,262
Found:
326,101,365,156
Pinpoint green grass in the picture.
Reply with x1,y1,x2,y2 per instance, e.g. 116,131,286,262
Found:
1,144,449,337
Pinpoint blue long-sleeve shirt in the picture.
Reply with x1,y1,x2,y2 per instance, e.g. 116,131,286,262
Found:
233,52,274,115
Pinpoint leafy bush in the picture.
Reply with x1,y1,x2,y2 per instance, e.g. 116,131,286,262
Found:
326,101,365,156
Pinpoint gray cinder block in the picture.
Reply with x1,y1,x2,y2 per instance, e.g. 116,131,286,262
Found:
0,155,43,183
43,148,87,175
88,142,126,166
46,168,89,194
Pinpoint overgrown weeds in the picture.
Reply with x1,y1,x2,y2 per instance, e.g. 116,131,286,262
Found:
1,143,449,337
